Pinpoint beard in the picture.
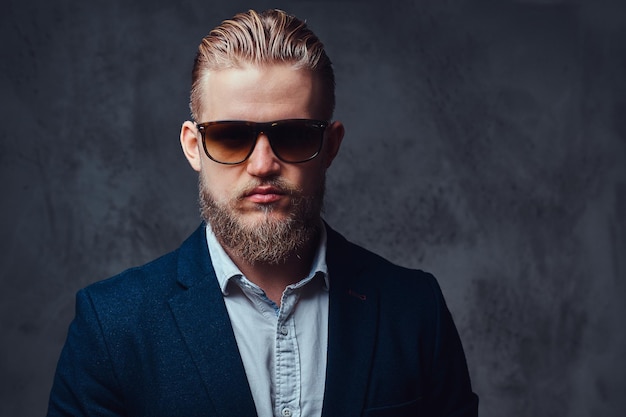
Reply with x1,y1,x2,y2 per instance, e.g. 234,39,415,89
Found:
199,175,324,265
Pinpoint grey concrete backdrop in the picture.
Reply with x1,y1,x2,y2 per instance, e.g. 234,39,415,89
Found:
1,0,625,416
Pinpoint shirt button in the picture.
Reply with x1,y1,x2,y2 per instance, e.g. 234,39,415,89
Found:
280,325,288,336
282,408,292,417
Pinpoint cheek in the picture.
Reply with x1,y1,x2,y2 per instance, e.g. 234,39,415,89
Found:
200,166,237,202
293,165,327,194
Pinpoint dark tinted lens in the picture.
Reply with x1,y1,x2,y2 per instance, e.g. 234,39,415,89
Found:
203,122,255,163
269,121,323,162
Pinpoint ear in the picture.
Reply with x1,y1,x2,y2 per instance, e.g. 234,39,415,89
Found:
323,120,345,168
180,120,202,172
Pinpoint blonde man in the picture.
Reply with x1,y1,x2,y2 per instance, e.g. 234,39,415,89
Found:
48,9,478,417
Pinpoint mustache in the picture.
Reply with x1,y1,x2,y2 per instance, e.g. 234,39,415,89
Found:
235,178,302,200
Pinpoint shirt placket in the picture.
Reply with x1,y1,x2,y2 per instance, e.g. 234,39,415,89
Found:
274,288,301,417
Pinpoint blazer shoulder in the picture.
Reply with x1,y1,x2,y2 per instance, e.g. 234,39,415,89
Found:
325,224,440,295
81,224,209,313
85,246,179,297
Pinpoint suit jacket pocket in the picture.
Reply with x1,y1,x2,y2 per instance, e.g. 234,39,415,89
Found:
363,397,424,417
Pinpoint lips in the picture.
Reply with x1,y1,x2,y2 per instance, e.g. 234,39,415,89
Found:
244,186,285,204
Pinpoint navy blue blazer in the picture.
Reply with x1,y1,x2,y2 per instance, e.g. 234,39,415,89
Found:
48,224,478,416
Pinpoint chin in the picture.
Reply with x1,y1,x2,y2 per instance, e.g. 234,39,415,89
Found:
240,206,290,224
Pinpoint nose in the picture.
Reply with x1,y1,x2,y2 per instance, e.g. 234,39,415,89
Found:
246,134,281,177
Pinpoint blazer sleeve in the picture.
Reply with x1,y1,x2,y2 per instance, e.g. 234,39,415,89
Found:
47,289,126,417
426,275,479,417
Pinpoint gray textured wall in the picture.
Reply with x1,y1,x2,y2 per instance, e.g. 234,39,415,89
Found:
1,0,625,416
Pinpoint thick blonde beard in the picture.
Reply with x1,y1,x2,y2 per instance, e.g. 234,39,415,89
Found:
199,176,324,265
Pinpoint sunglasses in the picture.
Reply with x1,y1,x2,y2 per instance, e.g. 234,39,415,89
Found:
196,119,328,165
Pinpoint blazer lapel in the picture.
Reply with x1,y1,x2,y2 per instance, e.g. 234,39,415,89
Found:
322,227,379,417
168,226,257,417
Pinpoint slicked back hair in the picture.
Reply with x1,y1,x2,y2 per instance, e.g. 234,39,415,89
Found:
190,9,335,121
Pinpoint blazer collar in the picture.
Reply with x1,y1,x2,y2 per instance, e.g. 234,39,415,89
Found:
168,225,258,417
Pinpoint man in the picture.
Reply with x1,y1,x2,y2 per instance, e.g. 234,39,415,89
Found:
47,9,478,417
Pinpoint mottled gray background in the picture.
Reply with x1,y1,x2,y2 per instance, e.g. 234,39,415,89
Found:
1,0,625,416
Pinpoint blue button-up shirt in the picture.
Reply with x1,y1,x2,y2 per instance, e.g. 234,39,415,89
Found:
205,224,329,417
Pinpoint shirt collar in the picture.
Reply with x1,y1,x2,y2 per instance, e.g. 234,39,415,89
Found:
205,222,329,295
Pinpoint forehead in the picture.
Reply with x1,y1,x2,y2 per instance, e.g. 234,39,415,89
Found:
198,64,326,122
